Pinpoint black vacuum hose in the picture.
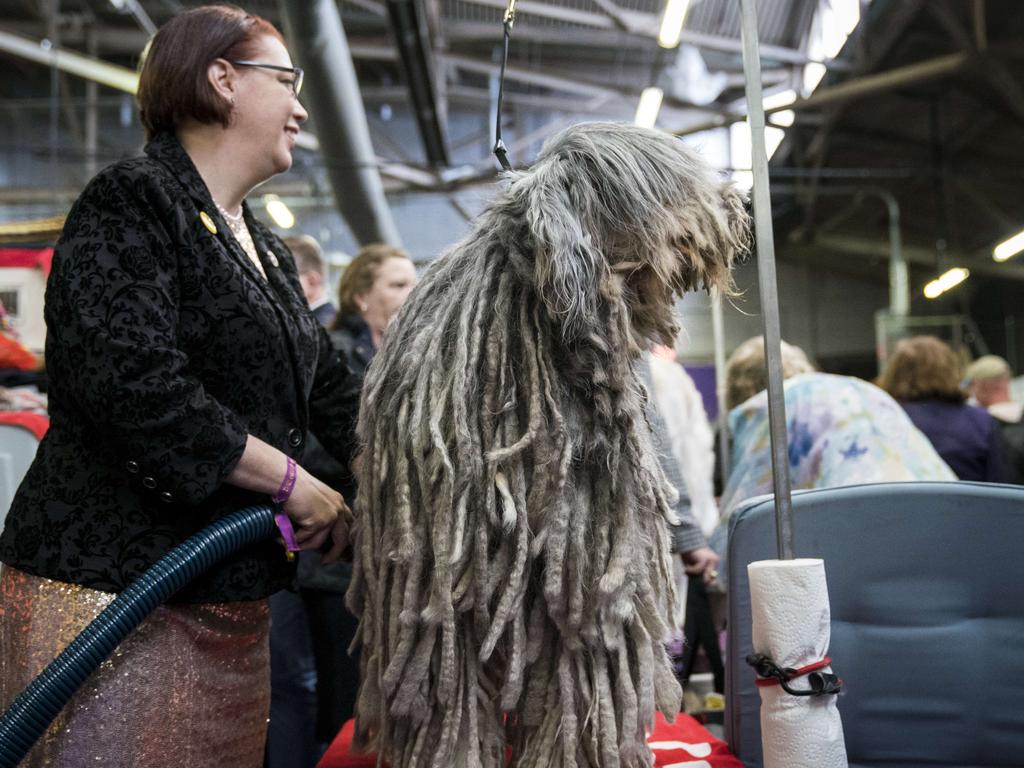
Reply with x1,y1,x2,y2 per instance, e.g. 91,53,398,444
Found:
0,504,278,768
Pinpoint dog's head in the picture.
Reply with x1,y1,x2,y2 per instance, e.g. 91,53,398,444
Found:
507,122,750,346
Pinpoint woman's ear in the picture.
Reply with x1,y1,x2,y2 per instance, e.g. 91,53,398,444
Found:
524,161,604,340
208,59,237,107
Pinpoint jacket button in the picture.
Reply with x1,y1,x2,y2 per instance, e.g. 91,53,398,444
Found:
125,460,139,474
288,428,302,448
160,491,173,503
142,476,157,489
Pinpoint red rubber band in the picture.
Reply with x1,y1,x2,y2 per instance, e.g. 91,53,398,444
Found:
755,656,833,687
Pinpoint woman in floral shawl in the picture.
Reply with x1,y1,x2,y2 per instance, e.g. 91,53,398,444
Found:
720,337,955,521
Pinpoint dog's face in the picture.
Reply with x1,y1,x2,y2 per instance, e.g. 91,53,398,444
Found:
519,122,751,347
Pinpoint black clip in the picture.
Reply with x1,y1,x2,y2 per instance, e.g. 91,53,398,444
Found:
746,653,842,697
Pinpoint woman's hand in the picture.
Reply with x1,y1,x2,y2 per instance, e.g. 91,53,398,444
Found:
320,501,353,565
682,546,721,584
226,435,352,555
281,467,345,551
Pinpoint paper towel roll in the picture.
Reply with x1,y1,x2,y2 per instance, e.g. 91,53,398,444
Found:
748,558,847,768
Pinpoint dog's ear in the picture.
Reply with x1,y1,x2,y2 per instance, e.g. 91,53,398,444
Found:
720,181,752,271
524,160,604,339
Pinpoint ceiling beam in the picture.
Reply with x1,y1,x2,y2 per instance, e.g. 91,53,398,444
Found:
0,27,138,92
927,0,1024,127
807,233,1024,281
450,0,850,68
673,50,969,136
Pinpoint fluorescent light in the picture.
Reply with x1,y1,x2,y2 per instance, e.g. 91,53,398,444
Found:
764,89,797,127
923,267,969,299
803,62,827,94
764,126,785,157
658,0,690,49
730,119,785,169
635,87,664,129
993,229,1024,262
263,194,295,229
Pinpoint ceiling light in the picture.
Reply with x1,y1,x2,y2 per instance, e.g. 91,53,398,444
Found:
803,62,827,94
263,194,295,229
923,267,969,299
764,89,796,127
993,229,1024,262
657,0,691,49
635,87,664,129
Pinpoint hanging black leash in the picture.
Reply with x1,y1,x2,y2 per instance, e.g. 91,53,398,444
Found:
493,0,517,171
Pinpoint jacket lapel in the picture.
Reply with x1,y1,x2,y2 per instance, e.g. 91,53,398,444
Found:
145,134,272,296
144,133,316,418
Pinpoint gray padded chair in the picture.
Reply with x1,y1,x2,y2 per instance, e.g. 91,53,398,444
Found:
725,481,1024,768
0,423,39,525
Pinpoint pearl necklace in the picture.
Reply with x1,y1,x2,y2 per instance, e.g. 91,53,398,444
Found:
215,201,245,230
214,201,266,280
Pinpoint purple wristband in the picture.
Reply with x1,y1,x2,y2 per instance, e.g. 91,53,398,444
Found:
272,456,297,504
274,512,300,552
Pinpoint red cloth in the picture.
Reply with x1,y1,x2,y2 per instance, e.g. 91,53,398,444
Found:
0,411,49,441
0,248,54,276
0,334,40,371
318,713,742,768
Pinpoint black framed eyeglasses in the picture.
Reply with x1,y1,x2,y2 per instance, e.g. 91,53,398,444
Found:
229,60,304,97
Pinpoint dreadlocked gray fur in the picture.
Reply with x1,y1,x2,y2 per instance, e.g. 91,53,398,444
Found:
346,122,750,767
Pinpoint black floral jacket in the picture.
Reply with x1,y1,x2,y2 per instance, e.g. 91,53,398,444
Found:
0,133,361,603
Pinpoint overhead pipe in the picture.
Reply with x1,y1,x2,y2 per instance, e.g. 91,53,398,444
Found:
279,0,402,246
386,0,451,166
675,51,970,138
0,28,139,94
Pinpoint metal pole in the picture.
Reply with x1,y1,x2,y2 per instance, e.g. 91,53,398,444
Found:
84,26,98,180
711,288,730,484
738,0,794,561
882,191,908,317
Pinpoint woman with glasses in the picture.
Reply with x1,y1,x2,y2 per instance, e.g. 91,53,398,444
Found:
0,6,358,767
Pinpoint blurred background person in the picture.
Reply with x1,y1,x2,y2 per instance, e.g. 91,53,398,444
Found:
287,234,337,328
298,243,417,751
328,243,417,364
0,7,357,768
267,233,343,768
964,354,1024,484
645,347,724,698
649,344,719,537
878,336,1005,483
720,336,955,521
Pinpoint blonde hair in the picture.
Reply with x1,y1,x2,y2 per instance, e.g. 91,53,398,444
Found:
725,335,815,410
333,244,412,322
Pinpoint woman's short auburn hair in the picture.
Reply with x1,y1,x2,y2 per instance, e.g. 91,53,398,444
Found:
877,335,967,403
137,5,284,140
333,244,412,322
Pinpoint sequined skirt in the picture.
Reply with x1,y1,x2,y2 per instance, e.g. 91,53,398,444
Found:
0,566,271,768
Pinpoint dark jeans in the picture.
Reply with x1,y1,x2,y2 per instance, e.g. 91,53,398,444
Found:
265,589,321,768
681,577,725,693
301,589,362,744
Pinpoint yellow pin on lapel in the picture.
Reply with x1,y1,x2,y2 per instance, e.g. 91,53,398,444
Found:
199,211,217,235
